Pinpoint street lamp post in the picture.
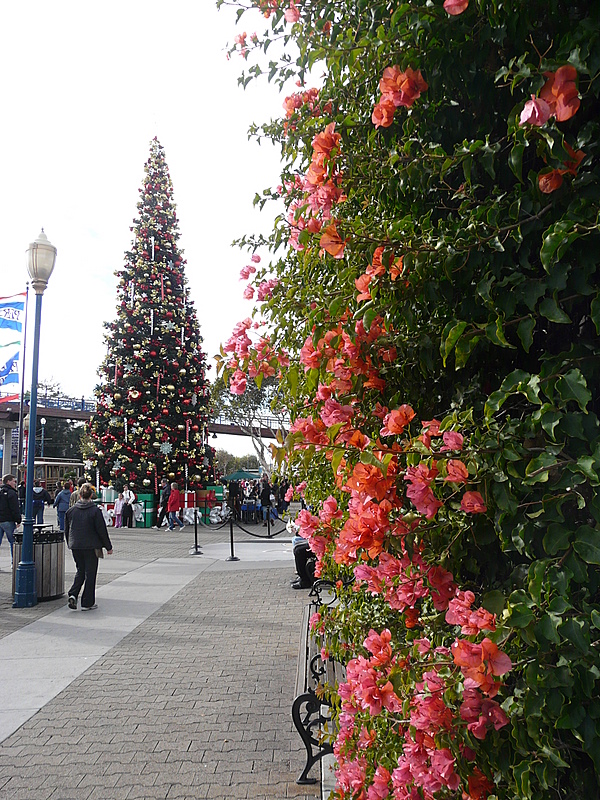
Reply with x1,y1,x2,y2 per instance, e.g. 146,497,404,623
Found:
13,230,57,608
40,417,46,458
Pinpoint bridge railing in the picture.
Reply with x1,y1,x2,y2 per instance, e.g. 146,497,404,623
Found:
32,394,289,431
37,394,96,413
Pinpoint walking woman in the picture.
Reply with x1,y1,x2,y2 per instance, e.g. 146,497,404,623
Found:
65,483,113,611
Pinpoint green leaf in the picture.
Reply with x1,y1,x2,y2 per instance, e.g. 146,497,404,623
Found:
516,316,535,352
508,603,535,628
556,369,592,412
535,613,561,644
509,142,525,181
331,448,344,476
539,297,571,324
543,524,570,555
525,452,557,484
591,292,600,335
573,526,600,565
440,321,467,366
560,617,589,654
540,221,580,271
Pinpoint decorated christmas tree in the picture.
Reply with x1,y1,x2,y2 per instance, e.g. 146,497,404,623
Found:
87,138,211,493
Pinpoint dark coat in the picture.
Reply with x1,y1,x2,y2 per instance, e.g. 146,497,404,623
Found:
260,482,272,507
159,483,171,506
0,484,21,524
65,501,112,551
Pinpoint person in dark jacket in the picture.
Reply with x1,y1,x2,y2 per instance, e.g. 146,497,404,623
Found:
32,480,52,524
18,481,26,514
0,474,21,561
53,482,72,532
65,483,113,610
153,478,171,529
260,477,272,526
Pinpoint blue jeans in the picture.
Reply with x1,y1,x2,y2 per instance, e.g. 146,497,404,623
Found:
0,521,16,558
33,505,44,524
56,509,66,532
168,511,183,529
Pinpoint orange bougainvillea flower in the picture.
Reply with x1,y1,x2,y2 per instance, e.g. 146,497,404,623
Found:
464,768,495,800
320,223,346,258
389,255,404,280
539,169,564,194
540,64,580,121
539,142,585,193
380,404,416,436
372,97,395,128
355,273,372,302
312,122,341,160
379,65,428,108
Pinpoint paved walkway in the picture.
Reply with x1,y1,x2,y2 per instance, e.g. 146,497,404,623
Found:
0,512,320,799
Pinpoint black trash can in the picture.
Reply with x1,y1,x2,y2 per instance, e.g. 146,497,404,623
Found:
12,528,65,601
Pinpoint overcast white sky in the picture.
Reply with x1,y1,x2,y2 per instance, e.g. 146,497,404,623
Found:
0,0,288,456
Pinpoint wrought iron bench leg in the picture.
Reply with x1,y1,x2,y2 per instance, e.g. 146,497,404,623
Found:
292,691,333,784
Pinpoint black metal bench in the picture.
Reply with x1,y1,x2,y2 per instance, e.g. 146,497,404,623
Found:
292,581,343,785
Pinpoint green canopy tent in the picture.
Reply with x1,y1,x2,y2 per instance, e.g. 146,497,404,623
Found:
224,469,260,481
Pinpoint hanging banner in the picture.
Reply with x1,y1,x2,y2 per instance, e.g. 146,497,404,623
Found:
0,292,26,394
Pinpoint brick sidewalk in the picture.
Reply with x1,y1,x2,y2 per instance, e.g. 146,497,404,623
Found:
0,561,320,800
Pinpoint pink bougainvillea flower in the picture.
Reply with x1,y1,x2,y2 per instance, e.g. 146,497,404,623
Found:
540,64,580,121
367,764,391,800
242,285,255,299
251,254,261,263
445,459,469,483
364,628,393,666
519,94,551,126
284,0,300,23
427,566,457,610
229,369,247,395
461,490,487,514
320,223,347,258
443,0,469,15
441,430,464,451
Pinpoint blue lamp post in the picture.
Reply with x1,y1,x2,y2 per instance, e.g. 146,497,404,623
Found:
13,230,57,608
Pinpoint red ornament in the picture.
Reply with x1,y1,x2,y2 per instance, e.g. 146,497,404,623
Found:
150,350,157,357
162,408,169,416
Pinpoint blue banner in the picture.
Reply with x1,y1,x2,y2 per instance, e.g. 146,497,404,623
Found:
0,293,26,392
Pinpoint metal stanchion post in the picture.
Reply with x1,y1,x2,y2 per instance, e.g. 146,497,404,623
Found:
226,516,239,561
267,512,271,539
189,507,202,556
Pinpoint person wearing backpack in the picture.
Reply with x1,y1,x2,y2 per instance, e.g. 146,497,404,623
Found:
0,474,21,562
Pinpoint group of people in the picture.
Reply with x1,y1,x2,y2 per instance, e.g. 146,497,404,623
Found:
225,475,291,525
1,472,113,612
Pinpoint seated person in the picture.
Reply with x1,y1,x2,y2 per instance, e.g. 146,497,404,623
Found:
291,535,316,590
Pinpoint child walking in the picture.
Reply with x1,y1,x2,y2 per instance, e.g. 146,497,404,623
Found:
113,492,124,528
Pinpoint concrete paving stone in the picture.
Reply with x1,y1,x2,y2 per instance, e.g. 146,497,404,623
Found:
87,787,132,800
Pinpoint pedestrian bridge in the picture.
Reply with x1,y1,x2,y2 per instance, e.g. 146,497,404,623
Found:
0,393,287,439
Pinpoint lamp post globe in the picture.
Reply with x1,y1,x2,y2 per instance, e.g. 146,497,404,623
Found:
26,230,57,295
13,231,57,608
